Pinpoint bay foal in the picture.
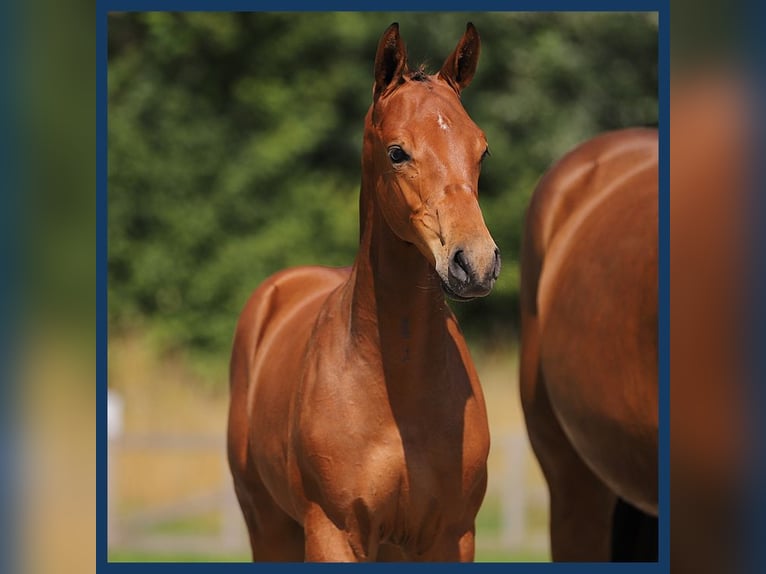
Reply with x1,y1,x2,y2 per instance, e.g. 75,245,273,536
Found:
228,23,499,562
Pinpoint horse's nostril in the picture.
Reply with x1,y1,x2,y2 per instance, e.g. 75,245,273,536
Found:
455,250,470,272
450,250,471,283
493,248,502,280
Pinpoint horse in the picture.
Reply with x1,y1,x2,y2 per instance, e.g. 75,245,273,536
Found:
519,128,658,561
227,23,500,562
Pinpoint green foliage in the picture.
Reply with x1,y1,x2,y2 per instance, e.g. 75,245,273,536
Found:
108,12,657,360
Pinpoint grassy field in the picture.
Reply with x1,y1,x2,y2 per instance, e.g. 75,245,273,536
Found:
108,332,550,563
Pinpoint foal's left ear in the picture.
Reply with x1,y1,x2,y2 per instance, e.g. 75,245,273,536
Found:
439,22,481,93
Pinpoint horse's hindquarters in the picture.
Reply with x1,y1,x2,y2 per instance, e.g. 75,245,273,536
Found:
520,130,659,562
537,176,658,513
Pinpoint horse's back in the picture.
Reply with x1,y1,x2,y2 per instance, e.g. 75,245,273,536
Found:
521,128,658,513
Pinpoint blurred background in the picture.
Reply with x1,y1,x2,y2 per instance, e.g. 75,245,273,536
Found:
106,12,657,562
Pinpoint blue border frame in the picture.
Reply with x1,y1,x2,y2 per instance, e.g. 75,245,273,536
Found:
746,7,766,572
656,5,669,570
97,0,109,568
97,2,669,572
102,1,659,12
1,0,20,572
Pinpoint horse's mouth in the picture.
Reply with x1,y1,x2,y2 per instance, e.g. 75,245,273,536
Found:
440,281,478,302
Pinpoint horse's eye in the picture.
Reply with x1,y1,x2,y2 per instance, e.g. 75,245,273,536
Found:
388,146,410,164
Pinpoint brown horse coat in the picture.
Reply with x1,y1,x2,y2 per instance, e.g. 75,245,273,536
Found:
227,23,499,562
520,128,658,561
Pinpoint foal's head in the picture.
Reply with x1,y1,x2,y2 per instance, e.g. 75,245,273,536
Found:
365,23,501,300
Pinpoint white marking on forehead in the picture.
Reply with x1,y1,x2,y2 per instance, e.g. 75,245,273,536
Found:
436,112,450,131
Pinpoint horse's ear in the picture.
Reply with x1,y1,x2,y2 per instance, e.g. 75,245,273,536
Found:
374,23,408,101
439,22,481,93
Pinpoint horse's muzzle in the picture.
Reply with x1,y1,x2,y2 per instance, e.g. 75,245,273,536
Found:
444,247,501,300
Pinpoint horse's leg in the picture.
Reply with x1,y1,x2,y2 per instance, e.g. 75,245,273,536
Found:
229,385,304,559
411,526,475,562
232,475,305,562
610,498,658,561
303,504,368,562
377,544,407,561
520,315,615,561
524,381,616,561
457,527,476,562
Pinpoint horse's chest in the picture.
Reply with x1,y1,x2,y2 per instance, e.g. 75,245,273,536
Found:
383,418,487,515
296,333,489,546
370,432,485,554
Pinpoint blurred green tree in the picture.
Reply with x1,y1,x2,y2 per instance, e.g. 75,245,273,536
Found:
108,12,657,362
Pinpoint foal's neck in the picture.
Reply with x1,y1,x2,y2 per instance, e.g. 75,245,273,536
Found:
346,177,451,383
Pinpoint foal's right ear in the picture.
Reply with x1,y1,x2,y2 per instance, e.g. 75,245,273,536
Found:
374,22,408,101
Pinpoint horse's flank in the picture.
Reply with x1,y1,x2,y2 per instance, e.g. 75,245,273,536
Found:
520,128,658,561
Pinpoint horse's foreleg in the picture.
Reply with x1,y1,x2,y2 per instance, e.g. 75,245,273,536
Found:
413,525,476,562
457,527,476,562
303,504,368,562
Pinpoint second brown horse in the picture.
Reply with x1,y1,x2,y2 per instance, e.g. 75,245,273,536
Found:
227,23,499,562
520,128,658,561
